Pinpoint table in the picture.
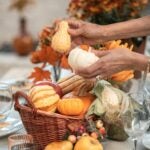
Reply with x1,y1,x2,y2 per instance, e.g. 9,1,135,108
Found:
0,110,146,150
0,67,148,150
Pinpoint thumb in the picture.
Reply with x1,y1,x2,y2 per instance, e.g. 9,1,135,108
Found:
91,50,109,57
68,28,83,37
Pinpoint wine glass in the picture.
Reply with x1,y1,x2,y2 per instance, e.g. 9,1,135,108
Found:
8,134,37,150
0,82,13,122
122,93,150,150
144,87,150,118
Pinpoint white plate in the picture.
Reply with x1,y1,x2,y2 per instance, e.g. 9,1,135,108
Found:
0,116,23,138
142,133,150,149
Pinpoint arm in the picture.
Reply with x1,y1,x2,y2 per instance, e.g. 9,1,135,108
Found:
102,16,150,42
68,16,150,44
76,48,149,79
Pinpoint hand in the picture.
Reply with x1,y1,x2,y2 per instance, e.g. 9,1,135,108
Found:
76,48,148,79
67,19,105,45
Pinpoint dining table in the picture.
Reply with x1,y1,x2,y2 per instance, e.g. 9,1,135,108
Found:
0,109,147,150
0,53,149,150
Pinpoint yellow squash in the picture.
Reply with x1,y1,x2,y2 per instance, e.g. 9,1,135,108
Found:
44,141,73,150
74,136,103,150
51,21,71,53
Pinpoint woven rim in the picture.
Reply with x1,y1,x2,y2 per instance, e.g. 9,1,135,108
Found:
14,91,83,120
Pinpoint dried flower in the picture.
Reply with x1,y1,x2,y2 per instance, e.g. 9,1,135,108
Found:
68,0,149,23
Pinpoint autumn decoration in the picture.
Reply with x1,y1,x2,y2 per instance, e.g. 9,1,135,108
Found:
29,24,70,82
10,0,34,56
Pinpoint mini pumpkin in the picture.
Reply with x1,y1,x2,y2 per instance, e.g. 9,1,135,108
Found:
29,82,61,112
57,98,84,116
63,92,95,115
79,93,95,114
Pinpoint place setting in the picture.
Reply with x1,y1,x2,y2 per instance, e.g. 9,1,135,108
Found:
0,82,23,138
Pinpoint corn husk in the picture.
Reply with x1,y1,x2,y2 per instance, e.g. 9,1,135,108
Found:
86,80,142,141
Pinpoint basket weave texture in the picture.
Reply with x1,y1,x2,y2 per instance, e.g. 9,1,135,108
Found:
14,91,83,150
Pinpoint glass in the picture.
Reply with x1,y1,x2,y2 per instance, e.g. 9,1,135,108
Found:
122,93,150,150
144,88,150,119
8,134,35,150
0,82,13,121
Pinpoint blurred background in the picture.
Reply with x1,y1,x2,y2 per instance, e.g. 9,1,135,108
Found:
0,0,68,78
0,0,150,81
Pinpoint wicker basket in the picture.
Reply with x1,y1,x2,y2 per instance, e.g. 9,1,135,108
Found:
14,91,83,150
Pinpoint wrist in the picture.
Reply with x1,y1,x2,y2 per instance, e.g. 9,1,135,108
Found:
97,25,109,43
132,53,149,71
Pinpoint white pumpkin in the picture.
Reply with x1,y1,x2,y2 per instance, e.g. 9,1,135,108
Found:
68,47,99,70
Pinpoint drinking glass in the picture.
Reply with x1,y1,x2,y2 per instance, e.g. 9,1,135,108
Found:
122,93,150,150
8,134,36,150
0,82,13,121
144,87,150,118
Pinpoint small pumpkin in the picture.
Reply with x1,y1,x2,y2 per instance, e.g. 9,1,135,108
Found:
68,46,99,71
29,82,61,112
63,92,95,115
79,93,95,114
57,98,84,116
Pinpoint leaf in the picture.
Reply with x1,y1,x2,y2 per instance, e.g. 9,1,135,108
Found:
60,55,70,69
32,46,62,65
30,51,41,63
28,67,51,83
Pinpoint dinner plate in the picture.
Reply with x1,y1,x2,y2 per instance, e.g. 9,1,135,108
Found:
0,116,23,138
142,132,150,149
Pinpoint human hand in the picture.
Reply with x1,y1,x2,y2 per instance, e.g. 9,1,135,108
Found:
67,19,105,45
75,48,148,79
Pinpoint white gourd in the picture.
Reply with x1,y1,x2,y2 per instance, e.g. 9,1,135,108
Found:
68,47,99,70
102,86,119,106
51,21,71,53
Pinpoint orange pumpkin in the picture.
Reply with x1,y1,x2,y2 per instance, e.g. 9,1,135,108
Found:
79,93,95,114
63,92,95,115
57,98,84,116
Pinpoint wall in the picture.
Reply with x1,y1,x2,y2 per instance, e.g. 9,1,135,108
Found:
0,0,69,45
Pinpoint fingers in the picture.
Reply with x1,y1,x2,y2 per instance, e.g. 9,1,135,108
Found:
68,28,83,36
91,50,109,57
67,19,82,28
67,19,84,36
75,60,104,78
76,68,107,80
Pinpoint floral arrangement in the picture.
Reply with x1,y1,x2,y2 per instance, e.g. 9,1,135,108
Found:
29,24,70,82
68,0,149,24
68,0,149,47
29,22,134,83
9,0,35,12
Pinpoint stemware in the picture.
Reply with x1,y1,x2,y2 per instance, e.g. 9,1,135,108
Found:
8,134,36,150
122,93,150,150
0,82,13,122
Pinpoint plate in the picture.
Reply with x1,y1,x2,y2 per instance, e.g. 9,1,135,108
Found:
0,116,23,138
142,133,150,149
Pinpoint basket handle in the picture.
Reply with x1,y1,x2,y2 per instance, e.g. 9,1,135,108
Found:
14,91,37,112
